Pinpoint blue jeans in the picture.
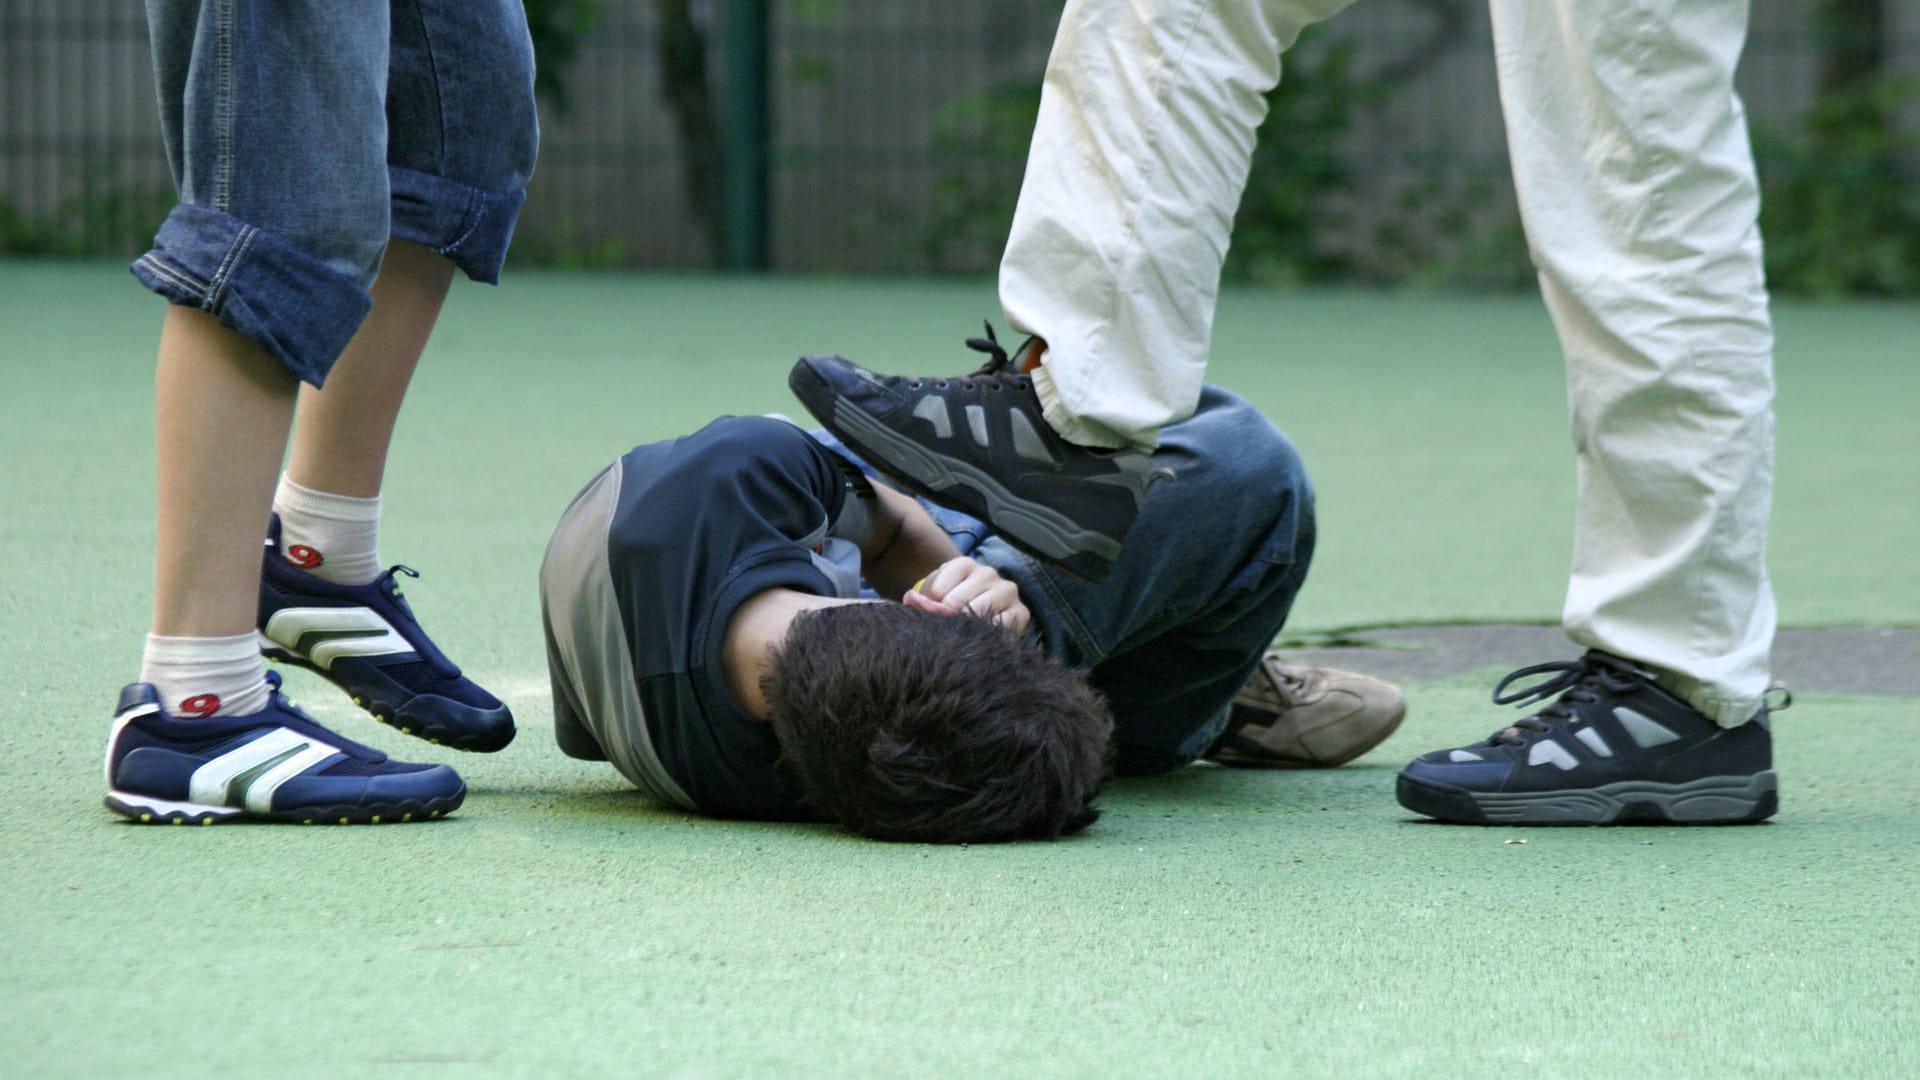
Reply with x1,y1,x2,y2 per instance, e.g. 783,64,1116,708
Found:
824,386,1316,776
131,0,539,386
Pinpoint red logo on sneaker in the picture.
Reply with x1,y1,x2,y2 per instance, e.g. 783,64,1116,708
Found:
286,544,324,570
179,694,221,718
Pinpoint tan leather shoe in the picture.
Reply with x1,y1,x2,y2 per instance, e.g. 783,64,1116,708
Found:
1207,655,1407,768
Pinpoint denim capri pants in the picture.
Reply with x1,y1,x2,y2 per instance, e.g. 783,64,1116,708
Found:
131,0,540,386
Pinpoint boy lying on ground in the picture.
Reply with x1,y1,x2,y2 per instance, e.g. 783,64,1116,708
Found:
539,383,1403,842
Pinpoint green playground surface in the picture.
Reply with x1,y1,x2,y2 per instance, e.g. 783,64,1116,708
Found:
1,261,1914,1077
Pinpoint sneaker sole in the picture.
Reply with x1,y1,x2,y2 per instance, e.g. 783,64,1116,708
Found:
105,788,464,826
790,360,1120,583
1396,771,1778,825
261,641,515,753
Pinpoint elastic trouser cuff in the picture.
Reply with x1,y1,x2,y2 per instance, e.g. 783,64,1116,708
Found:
1031,365,1143,450
389,165,525,285
131,204,372,387
1654,669,1765,729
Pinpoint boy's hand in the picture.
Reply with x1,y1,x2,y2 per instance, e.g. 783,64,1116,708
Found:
902,557,1030,634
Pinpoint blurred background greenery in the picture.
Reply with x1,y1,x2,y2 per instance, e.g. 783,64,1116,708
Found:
2,0,1914,296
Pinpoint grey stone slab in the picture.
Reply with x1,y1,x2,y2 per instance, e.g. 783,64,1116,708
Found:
1280,625,1920,697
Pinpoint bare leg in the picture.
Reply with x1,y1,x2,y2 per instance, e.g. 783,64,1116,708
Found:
285,239,456,498
151,307,298,638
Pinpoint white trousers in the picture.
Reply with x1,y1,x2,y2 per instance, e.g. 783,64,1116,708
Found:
999,0,1776,723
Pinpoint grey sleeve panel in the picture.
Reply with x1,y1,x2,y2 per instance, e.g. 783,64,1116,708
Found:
809,538,865,599
817,455,875,597
826,485,875,547
775,411,877,548
543,598,606,762
537,463,697,811
791,506,865,600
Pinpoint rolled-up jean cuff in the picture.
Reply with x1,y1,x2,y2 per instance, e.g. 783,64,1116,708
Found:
389,165,525,285
129,203,374,387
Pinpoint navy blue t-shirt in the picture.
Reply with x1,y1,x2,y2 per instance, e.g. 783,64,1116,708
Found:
602,415,860,819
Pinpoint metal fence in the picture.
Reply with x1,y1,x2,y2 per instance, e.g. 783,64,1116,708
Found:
4,0,1917,292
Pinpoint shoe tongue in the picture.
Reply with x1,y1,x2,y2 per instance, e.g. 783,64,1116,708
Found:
1013,337,1047,374
1491,720,1542,745
1258,658,1306,703
1280,666,1316,693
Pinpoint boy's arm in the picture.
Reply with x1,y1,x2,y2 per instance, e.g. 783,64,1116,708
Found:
857,481,960,600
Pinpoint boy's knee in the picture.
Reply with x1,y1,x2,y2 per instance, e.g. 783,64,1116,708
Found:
1167,390,1312,525
1206,397,1306,491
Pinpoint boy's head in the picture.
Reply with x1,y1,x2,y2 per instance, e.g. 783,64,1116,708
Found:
764,602,1113,843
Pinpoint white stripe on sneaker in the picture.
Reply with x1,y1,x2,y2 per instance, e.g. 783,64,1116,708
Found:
187,727,342,810
263,606,410,669
241,742,342,813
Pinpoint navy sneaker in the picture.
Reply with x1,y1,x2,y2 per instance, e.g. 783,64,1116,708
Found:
788,326,1160,583
104,673,465,825
1397,650,1784,826
258,515,515,752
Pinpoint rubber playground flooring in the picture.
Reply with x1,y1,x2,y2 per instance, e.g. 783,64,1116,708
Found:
1,262,1914,1077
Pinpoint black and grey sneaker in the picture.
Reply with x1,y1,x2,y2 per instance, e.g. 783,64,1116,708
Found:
788,326,1160,582
1396,650,1785,825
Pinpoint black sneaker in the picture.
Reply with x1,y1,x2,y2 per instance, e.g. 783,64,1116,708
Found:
788,325,1160,582
1396,650,1784,825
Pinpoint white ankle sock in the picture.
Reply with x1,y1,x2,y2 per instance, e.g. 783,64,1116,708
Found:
273,473,382,585
140,633,271,719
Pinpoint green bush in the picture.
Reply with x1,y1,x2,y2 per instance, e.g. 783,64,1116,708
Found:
523,0,604,118
919,35,1392,281
920,81,1043,273
1754,76,1920,298
1223,39,1382,287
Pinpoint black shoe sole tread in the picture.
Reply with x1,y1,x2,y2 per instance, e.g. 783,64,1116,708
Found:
1396,771,1778,826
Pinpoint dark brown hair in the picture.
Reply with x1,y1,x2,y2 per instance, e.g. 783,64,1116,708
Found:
765,603,1113,843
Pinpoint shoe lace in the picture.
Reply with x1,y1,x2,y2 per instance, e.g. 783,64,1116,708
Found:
963,320,1012,373
261,670,387,762
901,321,1031,393
1485,651,1649,745
1266,661,1317,707
376,564,421,623
374,564,464,679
